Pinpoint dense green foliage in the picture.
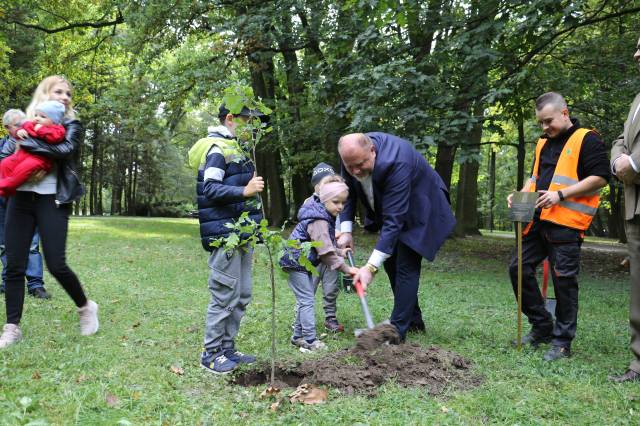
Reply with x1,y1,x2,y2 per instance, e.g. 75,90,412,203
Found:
0,1,639,236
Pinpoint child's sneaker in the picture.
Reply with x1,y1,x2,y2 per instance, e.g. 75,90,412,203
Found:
201,349,238,374
0,323,22,348
224,348,256,365
77,300,99,335
296,339,327,352
324,318,344,333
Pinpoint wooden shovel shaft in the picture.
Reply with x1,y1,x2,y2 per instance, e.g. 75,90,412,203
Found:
517,222,523,352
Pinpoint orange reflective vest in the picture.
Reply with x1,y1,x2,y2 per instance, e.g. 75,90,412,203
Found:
528,128,600,231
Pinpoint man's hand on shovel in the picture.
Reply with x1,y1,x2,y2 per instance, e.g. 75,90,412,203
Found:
353,267,374,292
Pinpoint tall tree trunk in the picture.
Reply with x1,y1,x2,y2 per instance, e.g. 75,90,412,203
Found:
454,158,481,236
130,161,138,215
454,103,484,236
486,146,496,231
248,51,287,226
610,183,626,243
516,112,527,190
96,142,104,215
90,132,100,215
435,143,457,190
111,145,126,215
279,14,308,216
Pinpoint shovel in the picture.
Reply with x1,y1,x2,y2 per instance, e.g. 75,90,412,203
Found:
541,259,557,319
346,251,375,333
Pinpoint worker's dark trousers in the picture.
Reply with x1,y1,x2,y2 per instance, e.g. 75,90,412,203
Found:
508,220,582,348
384,241,423,339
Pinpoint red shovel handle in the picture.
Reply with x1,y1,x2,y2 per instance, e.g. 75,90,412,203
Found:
542,259,549,299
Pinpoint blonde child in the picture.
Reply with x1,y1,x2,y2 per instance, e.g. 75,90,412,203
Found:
280,181,356,351
0,101,67,197
308,163,347,332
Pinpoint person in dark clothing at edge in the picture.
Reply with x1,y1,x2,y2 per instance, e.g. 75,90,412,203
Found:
507,92,610,361
0,109,50,300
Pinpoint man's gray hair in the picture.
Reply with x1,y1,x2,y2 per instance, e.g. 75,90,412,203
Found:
338,133,372,151
535,92,567,112
2,109,26,126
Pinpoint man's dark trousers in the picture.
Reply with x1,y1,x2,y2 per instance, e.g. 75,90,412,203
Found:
508,220,582,348
384,241,423,339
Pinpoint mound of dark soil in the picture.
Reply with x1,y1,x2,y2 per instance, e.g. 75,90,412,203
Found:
296,343,480,396
233,335,481,396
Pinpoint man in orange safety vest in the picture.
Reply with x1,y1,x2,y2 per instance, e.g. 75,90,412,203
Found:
507,92,610,361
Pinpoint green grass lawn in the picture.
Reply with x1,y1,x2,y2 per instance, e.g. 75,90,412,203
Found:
0,217,638,425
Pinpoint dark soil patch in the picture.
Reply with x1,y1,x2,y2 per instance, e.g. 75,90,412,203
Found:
232,336,482,396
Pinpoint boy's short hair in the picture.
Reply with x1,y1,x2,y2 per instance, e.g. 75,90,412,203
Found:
2,109,26,127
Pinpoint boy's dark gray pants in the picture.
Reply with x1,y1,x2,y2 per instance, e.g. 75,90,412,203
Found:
203,247,253,352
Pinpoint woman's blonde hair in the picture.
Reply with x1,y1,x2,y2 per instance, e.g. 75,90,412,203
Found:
25,75,76,120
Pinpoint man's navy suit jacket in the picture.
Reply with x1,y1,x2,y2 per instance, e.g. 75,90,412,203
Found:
340,132,455,261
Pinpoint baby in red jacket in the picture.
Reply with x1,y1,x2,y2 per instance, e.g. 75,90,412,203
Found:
0,101,66,197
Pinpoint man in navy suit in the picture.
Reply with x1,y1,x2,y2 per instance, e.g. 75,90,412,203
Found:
337,132,455,339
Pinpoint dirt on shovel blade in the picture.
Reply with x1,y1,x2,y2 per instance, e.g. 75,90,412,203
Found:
354,324,402,351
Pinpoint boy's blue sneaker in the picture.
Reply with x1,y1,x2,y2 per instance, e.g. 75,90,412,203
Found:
224,349,256,365
201,349,238,374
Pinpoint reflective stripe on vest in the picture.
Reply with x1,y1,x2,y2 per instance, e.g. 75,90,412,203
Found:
528,128,600,231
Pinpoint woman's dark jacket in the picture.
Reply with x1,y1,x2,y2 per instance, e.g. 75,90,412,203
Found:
11,118,84,204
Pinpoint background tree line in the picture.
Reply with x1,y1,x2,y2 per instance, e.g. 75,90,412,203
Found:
1,0,639,240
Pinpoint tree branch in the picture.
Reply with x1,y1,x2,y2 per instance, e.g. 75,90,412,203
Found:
502,4,640,83
8,9,123,34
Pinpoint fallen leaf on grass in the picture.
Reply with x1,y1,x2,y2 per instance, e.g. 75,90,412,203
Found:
259,386,280,398
289,383,328,404
106,393,119,407
131,391,141,401
170,365,184,375
440,406,450,413
32,371,41,380
76,374,88,383
270,400,281,411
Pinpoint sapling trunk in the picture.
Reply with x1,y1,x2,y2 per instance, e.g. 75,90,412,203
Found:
250,145,277,389
266,245,276,387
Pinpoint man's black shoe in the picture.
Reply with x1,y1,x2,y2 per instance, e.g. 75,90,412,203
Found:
29,287,51,300
609,369,640,383
543,345,570,361
511,331,552,348
407,322,426,333
0,286,4,295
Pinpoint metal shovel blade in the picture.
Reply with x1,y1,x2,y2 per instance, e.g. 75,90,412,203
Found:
545,297,556,320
